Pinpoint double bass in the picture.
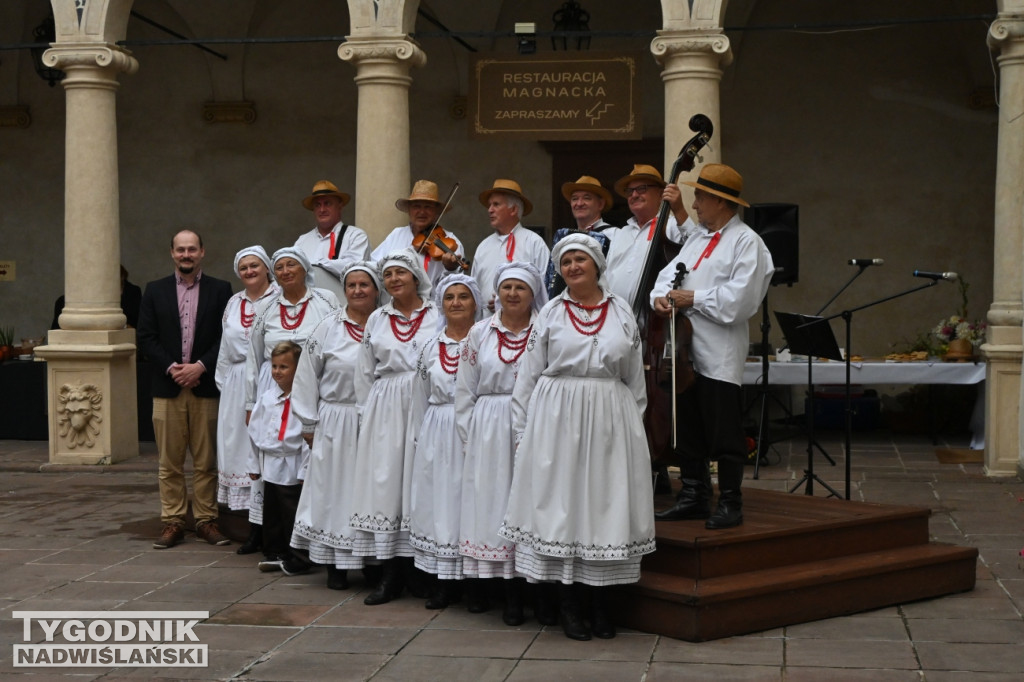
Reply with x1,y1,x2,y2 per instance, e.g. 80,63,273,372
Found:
633,114,713,466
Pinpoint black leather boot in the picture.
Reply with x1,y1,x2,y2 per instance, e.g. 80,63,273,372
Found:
326,566,349,590
362,563,383,588
236,523,262,555
533,582,558,626
464,578,490,613
654,459,712,521
425,579,455,610
589,586,616,639
502,578,525,626
403,557,430,599
706,489,743,529
558,583,590,641
363,559,404,605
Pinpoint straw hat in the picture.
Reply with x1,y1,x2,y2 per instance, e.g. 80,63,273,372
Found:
613,164,666,198
560,175,613,208
302,180,351,211
478,179,533,216
681,163,750,208
395,180,448,213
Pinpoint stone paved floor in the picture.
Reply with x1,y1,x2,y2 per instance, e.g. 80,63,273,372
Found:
0,434,1022,681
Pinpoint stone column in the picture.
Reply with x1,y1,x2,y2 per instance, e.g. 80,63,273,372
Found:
33,43,139,465
651,32,731,179
339,37,425,244
985,13,1024,477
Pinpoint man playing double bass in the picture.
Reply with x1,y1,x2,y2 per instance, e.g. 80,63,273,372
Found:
650,164,774,530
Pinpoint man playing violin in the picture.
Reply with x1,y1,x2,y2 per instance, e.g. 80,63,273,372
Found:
471,179,551,308
544,175,615,298
649,164,774,530
604,164,694,311
372,180,467,287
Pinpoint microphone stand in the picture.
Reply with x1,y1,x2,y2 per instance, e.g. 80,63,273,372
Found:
809,278,940,499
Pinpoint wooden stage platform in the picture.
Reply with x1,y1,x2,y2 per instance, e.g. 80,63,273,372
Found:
610,488,978,641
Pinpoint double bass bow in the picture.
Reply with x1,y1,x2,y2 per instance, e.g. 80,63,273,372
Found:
635,114,713,466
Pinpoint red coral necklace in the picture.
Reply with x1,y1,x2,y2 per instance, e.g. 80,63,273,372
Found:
390,308,427,343
564,299,609,336
280,300,310,331
496,326,531,364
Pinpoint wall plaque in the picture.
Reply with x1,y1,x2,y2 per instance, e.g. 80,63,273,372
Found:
469,52,642,140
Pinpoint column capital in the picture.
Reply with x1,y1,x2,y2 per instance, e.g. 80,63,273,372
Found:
338,36,426,70
651,31,733,69
989,15,1024,52
43,43,138,77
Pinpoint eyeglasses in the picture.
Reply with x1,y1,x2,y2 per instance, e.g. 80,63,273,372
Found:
625,185,653,196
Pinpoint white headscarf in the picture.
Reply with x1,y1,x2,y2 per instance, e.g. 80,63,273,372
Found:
493,261,548,314
550,233,608,292
378,247,432,301
434,272,485,331
271,247,314,289
232,245,272,279
343,260,383,307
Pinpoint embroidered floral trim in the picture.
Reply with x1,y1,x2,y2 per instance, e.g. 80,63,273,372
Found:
498,524,656,560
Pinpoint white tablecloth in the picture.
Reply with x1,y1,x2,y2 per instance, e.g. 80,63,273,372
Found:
743,360,986,386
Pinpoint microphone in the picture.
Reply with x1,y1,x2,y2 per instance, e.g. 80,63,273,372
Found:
913,270,958,281
849,258,884,266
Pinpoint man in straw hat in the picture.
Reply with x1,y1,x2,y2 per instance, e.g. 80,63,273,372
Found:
650,163,774,530
293,180,371,285
545,175,615,297
471,179,550,307
372,179,467,287
604,164,694,310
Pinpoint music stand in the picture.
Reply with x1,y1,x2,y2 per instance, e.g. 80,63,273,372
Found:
775,312,843,497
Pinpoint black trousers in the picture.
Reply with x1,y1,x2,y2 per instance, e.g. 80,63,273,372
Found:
262,481,303,559
674,373,746,490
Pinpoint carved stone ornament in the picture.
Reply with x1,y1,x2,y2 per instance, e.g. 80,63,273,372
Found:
0,106,31,129
651,33,733,68
988,16,1024,51
203,101,257,124
338,38,426,69
43,44,139,76
57,383,103,449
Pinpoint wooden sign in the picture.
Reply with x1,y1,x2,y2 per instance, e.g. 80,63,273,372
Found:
469,52,642,140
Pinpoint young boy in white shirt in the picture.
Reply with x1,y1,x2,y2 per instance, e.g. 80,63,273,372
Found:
247,340,311,575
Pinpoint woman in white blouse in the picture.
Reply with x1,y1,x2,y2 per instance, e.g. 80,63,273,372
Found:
500,233,655,641
243,247,338,542
456,262,546,623
349,249,439,605
290,261,381,590
408,273,482,609
215,246,278,555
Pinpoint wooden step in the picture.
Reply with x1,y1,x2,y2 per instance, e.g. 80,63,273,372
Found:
614,545,976,640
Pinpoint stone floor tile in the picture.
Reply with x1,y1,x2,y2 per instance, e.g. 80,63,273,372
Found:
242,651,390,681
785,639,918,669
522,630,657,661
423,605,542,632
924,673,1024,682
900,596,1020,620
370,654,515,682
400,628,536,659
645,662,782,681
316,596,439,629
87,563,200,584
784,614,910,640
103,648,261,680
192,624,299,652
783,668,922,681
506,659,649,681
276,625,418,654
118,552,220,568
907,617,1024,643
652,635,783,665
917,641,1024,673
39,580,161,603
237,581,347,607
205,603,331,627
142,580,260,604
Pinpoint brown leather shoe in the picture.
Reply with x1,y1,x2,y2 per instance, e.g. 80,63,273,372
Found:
153,524,184,549
195,521,231,546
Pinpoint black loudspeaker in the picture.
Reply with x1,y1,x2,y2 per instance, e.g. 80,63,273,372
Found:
745,203,798,286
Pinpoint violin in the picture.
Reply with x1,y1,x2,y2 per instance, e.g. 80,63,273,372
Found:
412,225,470,271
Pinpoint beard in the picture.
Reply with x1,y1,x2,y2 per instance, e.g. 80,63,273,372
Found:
177,262,195,275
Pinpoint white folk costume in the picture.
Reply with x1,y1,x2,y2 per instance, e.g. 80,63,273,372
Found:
456,262,546,580
215,246,279,512
289,306,369,569
603,215,695,310
501,237,655,586
372,225,466,288
408,274,484,580
243,248,339,523
293,221,371,282
349,252,438,560
471,223,550,304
